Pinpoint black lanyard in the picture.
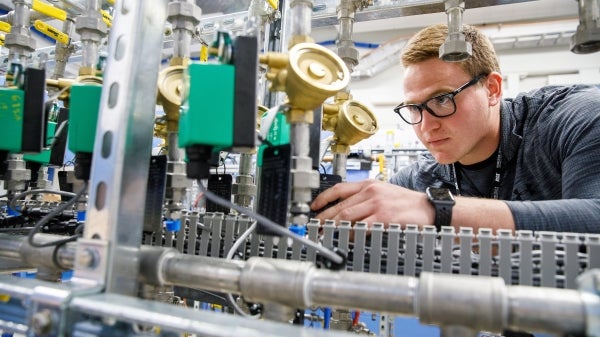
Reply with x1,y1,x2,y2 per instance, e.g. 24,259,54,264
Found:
451,146,502,199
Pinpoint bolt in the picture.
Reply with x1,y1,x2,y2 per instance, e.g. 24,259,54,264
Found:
77,248,97,269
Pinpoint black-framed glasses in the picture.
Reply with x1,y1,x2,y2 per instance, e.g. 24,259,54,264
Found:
393,73,488,125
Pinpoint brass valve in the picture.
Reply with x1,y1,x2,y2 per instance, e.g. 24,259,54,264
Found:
157,65,185,134
46,75,103,104
260,42,350,124
323,92,378,154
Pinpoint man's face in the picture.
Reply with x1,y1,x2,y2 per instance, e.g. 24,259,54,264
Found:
402,58,499,165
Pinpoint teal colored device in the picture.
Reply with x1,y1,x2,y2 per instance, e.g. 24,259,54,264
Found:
257,112,290,167
68,83,102,153
178,63,235,149
23,121,57,164
179,62,235,179
0,88,25,152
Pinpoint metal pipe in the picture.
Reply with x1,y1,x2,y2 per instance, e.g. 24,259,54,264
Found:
439,0,471,62
146,247,244,294
333,152,347,181
75,0,106,74
5,0,35,62
336,0,359,73
51,18,75,80
506,286,586,336
167,132,183,162
0,233,75,270
570,0,600,54
289,122,316,224
167,0,201,62
0,9,45,25
171,27,192,60
1,235,591,336
288,0,313,42
308,266,418,314
417,272,507,333
10,0,32,35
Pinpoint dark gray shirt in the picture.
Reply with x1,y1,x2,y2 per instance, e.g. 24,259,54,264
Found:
390,85,600,233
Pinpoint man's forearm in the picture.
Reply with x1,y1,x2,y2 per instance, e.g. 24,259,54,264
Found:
451,197,516,233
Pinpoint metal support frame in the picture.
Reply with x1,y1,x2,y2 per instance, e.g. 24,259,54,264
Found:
76,0,169,295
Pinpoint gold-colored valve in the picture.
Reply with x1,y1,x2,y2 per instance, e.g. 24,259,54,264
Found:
156,65,185,135
323,95,378,154
260,42,350,124
46,75,103,104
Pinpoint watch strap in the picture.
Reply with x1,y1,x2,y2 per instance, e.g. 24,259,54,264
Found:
432,203,452,230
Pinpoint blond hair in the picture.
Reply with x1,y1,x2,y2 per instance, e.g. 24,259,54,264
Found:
401,24,500,77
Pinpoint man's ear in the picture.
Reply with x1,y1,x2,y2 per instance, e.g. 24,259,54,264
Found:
486,72,503,106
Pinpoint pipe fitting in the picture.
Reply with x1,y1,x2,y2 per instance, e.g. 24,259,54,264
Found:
167,1,201,31
417,272,507,333
240,257,317,308
439,0,472,62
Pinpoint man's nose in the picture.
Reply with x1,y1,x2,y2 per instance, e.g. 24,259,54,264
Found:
419,110,441,132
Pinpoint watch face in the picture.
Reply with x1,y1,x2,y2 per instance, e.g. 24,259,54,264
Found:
428,188,454,201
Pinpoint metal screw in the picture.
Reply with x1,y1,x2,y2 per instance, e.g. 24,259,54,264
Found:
77,248,97,269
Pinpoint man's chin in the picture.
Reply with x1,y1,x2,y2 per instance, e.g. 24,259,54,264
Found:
431,153,456,165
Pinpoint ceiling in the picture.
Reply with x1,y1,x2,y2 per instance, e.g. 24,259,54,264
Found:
0,0,584,77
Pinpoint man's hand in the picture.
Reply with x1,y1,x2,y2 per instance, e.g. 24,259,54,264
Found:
310,179,434,226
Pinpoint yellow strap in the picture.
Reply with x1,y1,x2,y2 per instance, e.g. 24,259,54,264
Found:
0,294,10,302
34,20,70,45
106,0,115,4
100,10,112,28
267,0,278,10
0,21,11,33
200,43,208,62
32,0,67,21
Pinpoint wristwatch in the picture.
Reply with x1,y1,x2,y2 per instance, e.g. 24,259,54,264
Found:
425,187,455,231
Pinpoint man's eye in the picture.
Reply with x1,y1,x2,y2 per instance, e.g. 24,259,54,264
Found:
429,94,452,106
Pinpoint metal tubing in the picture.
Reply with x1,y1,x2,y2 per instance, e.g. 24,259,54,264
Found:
0,233,75,270
416,272,507,333
506,286,586,336
11,0,32,35
333,152,348,181
446,1,463,39
336,0,358,73
167,132,182,162
291,123,310,157
157,251,244,294
78,0,102,70
289,0,313,40
172,28,192,60
51,18,75,79
308,267,418,314
0,237,592,336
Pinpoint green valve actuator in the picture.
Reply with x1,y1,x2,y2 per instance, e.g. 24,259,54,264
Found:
179,35,258,180
0,67,47,154
68,83,102,180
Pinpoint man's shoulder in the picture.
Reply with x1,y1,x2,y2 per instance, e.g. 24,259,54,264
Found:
504,85,600,135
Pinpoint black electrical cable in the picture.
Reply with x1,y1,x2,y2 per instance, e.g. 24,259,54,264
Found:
198,181,343,265
27,181,88,248
9,188,77,214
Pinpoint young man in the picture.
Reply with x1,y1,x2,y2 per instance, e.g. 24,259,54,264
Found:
311,23,600,234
